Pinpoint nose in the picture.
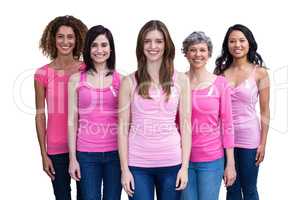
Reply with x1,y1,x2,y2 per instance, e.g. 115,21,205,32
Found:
62,37,69,45
234,41,241,47
195,49,201,56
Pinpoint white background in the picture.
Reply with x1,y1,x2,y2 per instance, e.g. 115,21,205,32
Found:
0,0,298,199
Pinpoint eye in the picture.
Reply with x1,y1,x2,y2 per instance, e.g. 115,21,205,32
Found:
189,48,197,53
144,39,151,44
101,42,108,48
156,39,164,43
67,34,74,39
91,42,98,48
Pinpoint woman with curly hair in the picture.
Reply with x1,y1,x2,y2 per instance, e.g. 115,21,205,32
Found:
34,15,87,200
214,24,270,200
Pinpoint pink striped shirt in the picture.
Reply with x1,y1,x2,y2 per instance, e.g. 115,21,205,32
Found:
190,76,234,162
34,64,85,155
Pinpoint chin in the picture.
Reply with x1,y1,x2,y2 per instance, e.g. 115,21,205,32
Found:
58,51,73,56
192,63,205,69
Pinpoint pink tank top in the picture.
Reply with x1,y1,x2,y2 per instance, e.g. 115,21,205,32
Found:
128,72,182,167
76,71,120,152
230,66,261,148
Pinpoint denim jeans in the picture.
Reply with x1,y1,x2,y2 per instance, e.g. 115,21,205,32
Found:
181,157,224,200
129,164,181,200
49,153,81,200
77,151,122,200
226,148,259,200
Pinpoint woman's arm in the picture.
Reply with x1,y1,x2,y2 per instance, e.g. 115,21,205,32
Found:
34,80,55,180
220,78,236,186
68,73,81,181
118,75,135,197
256,67,270,166
176,72,192,190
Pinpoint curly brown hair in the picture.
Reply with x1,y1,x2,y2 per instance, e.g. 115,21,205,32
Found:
39,15,88,60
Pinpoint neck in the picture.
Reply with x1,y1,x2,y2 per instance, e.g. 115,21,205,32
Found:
231,57,249,70
147,60,162,82
94,62,108,74
189,65,209,80
54,55,75,68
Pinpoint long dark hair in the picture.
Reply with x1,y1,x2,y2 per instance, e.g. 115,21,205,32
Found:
83,25,115,76
135,20,175,100
214,24,265,75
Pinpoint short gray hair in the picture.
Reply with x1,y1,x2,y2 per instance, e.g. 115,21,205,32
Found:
182,31,213,57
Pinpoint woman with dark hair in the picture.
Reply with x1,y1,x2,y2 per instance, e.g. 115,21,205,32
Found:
181,31,236,200
68,25,122,200
214,24,270,200
118,20,192,200
34,15,87,200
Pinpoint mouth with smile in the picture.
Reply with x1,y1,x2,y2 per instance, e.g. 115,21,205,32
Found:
232,49,243,54
146,50,161,55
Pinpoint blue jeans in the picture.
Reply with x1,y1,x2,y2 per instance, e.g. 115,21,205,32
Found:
129,164,181,200
77,151,122,200
49,153,81,200
226,148,259,200
181,157,224,200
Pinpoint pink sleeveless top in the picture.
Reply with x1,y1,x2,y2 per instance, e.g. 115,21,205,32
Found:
230,66,261,148
128,72,182,167
76,71,120,152
34,64,85,155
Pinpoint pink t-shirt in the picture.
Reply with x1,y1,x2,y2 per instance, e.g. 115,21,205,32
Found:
128,72,182,167
190,76,234,162
230,67,261,148
34,64,85,155
76,71,120,152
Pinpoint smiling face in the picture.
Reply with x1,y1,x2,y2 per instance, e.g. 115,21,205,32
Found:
55,25,76,57
228,30,250,60
143,30,165,63
186,42,209,69
90,34,111,65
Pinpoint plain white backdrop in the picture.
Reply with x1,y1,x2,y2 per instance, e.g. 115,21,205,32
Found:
0,0,298,199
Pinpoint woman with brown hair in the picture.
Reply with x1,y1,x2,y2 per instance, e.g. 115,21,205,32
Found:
118,20,192,200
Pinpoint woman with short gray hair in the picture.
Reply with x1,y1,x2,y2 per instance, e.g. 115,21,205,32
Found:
181,31,236,200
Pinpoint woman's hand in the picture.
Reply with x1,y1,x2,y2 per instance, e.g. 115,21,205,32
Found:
224,164,236,187
68,158,81,181
176,167,188,190
121,169,135,197
42,155,55,180
255,144,266,166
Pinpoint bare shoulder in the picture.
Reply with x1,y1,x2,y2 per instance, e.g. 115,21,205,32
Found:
120,73,136,91
174,71,189,93
69,72,81,83
175,71,189,85
256,67,269,80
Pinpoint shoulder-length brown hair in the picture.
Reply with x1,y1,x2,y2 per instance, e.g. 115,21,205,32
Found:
135,20,175,100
